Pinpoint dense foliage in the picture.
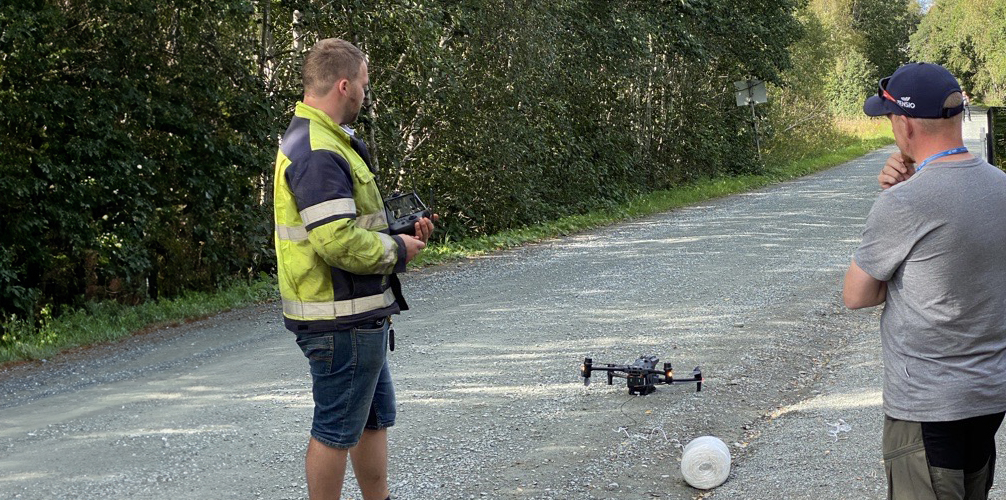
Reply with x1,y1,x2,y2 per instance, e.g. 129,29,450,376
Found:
810,0,922,116
1,0,807,325
1,1,278,325
297,0,804,236
994,109,1006,171
911,0,1006,106
761,7,847,164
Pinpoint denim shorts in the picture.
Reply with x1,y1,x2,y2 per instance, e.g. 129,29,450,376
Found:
295,319,396,449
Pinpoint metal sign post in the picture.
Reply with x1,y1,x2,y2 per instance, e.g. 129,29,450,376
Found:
734,79,768,161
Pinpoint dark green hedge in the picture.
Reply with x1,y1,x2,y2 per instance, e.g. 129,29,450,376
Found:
0,0,801,324
992,108,1006,171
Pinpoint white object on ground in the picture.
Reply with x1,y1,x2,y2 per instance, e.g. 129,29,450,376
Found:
680,435,731,489
827,419,852,442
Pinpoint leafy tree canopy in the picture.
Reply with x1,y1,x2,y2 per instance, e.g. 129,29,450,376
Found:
911,0,1006,105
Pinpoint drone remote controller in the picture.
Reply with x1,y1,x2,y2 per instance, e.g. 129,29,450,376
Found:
384,191,432,236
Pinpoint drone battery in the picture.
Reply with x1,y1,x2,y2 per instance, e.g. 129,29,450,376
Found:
628,375,656,395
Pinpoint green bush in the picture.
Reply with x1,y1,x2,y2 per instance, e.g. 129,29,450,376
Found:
1,0,278,323
826,51,878,117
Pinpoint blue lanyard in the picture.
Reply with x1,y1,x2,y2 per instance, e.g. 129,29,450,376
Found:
916,147,968,171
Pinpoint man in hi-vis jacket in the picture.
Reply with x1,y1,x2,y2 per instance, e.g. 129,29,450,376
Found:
273,38,433,500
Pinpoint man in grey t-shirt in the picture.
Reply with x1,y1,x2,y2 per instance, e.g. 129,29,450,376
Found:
844,62,1006,499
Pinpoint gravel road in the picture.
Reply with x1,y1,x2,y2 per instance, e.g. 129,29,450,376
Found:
2,114,1001,500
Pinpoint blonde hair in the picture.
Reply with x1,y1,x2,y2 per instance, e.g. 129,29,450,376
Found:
303,38,365,98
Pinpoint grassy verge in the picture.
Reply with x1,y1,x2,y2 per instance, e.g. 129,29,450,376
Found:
0,278,276,364
1,128,893,366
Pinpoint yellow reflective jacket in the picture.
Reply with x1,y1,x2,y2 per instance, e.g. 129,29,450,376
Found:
273,102,407,333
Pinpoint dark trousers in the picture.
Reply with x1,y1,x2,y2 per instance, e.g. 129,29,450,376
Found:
883,412,1005,500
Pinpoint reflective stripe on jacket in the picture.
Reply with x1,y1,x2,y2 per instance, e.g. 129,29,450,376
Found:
273,102,407,333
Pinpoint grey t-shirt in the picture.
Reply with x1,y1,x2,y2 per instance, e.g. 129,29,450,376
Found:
855,156,1006,422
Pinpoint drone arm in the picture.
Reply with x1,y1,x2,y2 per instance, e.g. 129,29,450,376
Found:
587,365,632,373
581,358,636,387
592,365,631,385
653,365,703,392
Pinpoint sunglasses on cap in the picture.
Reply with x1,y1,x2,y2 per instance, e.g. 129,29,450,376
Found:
878,77,914,117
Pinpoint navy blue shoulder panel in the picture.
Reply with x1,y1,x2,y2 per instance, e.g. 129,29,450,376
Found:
285,150,356,228
280,116,312,161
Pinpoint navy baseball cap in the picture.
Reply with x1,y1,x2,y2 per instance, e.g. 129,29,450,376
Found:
863,62,964,118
